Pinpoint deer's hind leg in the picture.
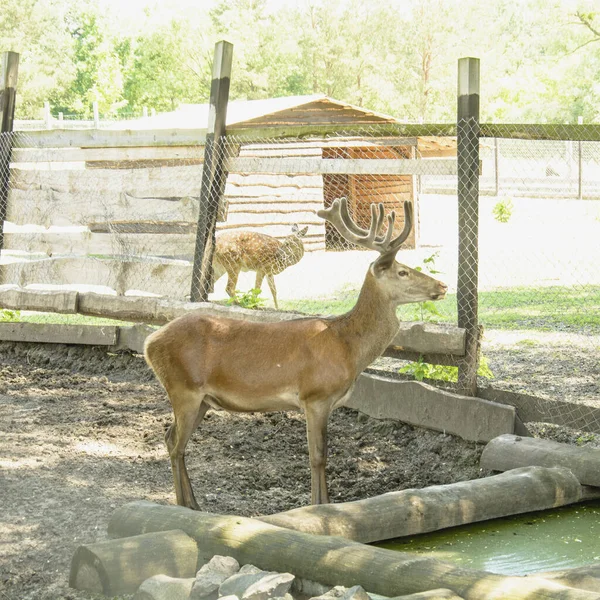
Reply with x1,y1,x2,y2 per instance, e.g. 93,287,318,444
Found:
165,389,210,510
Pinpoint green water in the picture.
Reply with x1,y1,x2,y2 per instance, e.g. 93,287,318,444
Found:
378,500,600,575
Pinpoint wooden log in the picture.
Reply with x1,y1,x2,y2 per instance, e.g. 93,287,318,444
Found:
258,467,582,543
533,565,600,594
3,231,195,258
481,434,600,487
69,529,198,595
0,257,192,298
6,189,198,227
12,145,206,164
107,501,600,600
0,322,117,345
224,157,458,176
0,285,78,313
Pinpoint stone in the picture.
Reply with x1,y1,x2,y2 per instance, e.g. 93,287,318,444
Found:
133,574,194,600
239,564,263,575
219,571,295,600
309,586,348,600
190,555,241,600
340,586,370,600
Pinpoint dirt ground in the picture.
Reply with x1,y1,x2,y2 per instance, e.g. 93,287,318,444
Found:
0,340,598,600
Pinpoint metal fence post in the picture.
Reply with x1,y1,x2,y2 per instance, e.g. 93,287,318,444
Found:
456,57,481,396
190,40,233,302
0,51,19,260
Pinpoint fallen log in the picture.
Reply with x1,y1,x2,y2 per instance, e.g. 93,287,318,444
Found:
259,467,584,543
533,565,600,594
108,501,600,600
69,529,198,595
481,435,600,487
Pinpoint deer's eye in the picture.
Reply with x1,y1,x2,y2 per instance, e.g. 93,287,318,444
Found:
398,270,409,277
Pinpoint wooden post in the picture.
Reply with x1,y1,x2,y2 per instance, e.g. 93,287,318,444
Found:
44,101,52,129
578,116,583,200
190,40,233,302
93,101,100,128
456,57,480,396
494,137,500,196
0,51,19,259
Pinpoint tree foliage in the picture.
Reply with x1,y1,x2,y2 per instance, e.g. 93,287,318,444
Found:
3,0,600,122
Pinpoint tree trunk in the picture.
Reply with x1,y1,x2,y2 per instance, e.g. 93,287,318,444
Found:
69,529,198,595
481,434,600,487
108,501,600,600
259,467,584,543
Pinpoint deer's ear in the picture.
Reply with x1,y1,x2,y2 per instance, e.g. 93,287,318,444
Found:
298,226,308,237
372,251,397,276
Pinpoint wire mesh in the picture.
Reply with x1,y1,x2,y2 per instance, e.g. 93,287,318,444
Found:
0,123,598,434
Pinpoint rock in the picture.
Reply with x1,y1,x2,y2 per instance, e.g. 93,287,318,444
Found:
190,555,241,600
133,574,194,600
219,571,295,600
293,578,331,598
340,586,370,600
309,586,348,600
239,564,263,575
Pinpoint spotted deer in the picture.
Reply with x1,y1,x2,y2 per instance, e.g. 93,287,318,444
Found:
212,225,308,308
144,200,447,508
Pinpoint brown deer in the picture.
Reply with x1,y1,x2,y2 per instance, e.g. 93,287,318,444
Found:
212,225,308,308
144,200,447,508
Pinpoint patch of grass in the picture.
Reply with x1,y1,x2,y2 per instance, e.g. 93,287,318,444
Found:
516,338,539,347
283,285,600,334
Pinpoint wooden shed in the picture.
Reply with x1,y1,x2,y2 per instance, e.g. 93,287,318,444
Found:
129,95,420,250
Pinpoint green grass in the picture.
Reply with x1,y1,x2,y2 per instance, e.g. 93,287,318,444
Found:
281,285,600,334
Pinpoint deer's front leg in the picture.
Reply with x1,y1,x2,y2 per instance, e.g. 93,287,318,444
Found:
166,394,210,510
304,401,331,504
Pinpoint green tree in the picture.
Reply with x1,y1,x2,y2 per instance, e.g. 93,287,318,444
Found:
0,0,74,118
123,19,212,113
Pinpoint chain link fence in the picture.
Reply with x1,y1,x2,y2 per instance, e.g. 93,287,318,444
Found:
0,124,599,433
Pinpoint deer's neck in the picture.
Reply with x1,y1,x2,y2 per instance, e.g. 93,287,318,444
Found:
279,238,305,265
331,268,399,374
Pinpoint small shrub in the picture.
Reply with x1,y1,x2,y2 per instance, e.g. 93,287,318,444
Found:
227,288,265,309
493,198,514,223
0,309,20,322
399,354,494,383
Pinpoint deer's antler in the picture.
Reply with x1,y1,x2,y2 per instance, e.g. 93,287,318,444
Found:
318,198,413,257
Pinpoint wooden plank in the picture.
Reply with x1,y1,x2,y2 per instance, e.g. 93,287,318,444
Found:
224,184,323,199
10,165,202,195
108,501,599,600
347,375,515,443
259,467,583,543
0,322,118,345
392,321,465,355
220,211,320,226
0,285,78,313
478,387,600,434
0,257,192,297
6,189,197,227
3,232,195,257
227,123,458,141
225,157,458,176
480,123,600,142
13,128,208,149
12,145,206,163
226,173,322,187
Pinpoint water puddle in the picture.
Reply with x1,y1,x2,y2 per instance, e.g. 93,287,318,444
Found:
378,500,600,575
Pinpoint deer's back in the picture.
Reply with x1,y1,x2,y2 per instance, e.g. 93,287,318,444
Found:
214,231,291,274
